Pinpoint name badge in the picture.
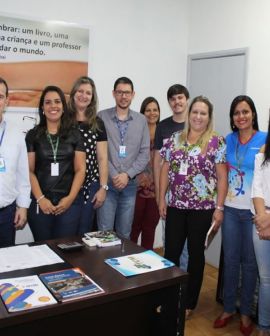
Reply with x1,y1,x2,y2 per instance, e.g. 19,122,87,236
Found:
0,157,6,172
51,162,59,176
119,145,127,158
179,161,188,175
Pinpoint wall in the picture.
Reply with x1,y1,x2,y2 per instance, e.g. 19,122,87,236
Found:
2,0,189,245
188,0,270,129
2,0,189,118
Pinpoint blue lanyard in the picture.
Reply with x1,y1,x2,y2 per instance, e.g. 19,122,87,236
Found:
0,121,6,148
116,118,129,145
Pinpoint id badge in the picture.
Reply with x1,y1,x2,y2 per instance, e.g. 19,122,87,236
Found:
119,145,127,158
0,157,6,172
51,162,59,176
179,161,188,175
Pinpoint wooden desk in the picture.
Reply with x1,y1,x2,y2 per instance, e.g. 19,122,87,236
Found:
0,238,188,336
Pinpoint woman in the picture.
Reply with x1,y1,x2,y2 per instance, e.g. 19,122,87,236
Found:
251,119,270,336
26,86,86,240
214,95,266,336
130,97,160,249
68,76,108,235
159,96,227,318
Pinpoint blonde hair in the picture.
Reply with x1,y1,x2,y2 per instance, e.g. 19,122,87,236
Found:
179,95,215,151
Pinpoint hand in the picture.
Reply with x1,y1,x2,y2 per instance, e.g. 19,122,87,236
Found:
212,209,224,230
258,226,270,240
112,173,129,190
92,188,106,209
14,207,27,230
39,197,56,215
54,196,73,215
253,213,270,231
159,198,167,220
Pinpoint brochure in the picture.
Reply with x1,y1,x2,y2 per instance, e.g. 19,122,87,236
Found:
0,275,57,312
105,250,175,277
39,268,104,302
84,231,121,247
204,221,217,249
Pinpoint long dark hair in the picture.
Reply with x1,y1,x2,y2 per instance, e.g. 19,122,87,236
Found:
140,96,160,123
36,85,71,137
263,113,270,165
229,95,259,132
68,76,99,131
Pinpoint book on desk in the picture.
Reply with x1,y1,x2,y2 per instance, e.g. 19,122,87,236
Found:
105,250,175,277
39,267,104,302
83,230,121,247
0,275,57,312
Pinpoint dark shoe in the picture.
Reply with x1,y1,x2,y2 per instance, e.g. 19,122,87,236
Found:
240,321,254,336
213,314,233,328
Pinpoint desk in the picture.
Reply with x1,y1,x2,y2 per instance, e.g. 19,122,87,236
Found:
0,238,188,336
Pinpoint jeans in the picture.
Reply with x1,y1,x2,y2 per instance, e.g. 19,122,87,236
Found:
0,202,16,247
253,226,270,332
77,182,99,235
164,207,213,309
28,195,81,241
97,179,137,239
222,206,258,315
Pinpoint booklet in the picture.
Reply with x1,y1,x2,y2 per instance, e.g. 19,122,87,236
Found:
84,230,121,247
39,268,104,302
204,221,217,249
105,250,175,277
0,275,57,312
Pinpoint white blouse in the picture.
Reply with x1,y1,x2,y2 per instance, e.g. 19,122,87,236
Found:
251,153,270,210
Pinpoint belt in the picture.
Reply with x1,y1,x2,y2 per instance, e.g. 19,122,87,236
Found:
0,203,14,212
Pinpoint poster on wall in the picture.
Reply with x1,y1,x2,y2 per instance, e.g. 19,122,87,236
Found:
0,13,89,132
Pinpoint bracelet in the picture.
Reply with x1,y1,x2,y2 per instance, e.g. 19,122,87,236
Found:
36,194,45,203
216,205,224,211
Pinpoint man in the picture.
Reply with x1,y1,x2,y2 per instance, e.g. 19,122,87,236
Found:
0,77,31,247
97,77,149,238
153,84,189,270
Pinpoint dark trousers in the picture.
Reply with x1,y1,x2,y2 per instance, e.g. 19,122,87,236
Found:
28,195,82,241
130,195,160,250
164,207,214,309
0,202,16,247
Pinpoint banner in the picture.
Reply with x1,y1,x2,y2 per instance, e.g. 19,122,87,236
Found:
0,14,89,111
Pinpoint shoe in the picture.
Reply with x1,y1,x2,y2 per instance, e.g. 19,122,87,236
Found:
213,314,233,328
240,321,254,336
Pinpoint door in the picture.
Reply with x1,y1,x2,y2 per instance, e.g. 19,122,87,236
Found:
187,48,247,267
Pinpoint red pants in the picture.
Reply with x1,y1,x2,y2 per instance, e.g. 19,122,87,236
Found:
130,194,160,250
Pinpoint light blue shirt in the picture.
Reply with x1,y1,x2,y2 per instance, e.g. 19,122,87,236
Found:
0,119,31,208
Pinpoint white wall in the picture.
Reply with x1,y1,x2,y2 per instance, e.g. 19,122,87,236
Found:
2,0,189,245
188,0,270,129
2,0,189,119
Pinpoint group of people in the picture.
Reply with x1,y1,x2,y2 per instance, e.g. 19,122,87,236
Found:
0,74,270,336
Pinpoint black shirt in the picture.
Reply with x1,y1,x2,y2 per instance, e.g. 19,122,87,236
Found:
26,127,85,200
154,116,185,150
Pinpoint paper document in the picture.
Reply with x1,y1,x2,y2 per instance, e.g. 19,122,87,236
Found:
0,244,64,273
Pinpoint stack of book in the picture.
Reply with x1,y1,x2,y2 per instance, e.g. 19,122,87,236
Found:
82,230,121,248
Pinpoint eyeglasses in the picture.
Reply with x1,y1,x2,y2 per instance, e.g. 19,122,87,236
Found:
115,90,133,97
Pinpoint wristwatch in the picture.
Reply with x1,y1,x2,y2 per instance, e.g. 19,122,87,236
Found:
100,184,109,191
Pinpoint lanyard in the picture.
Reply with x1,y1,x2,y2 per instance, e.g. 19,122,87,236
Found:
235,138,250,171
116,118,129,145
0,121,6,149
46,132,59,163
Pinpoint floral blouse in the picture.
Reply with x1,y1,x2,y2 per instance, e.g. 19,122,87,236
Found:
160,131,226,210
